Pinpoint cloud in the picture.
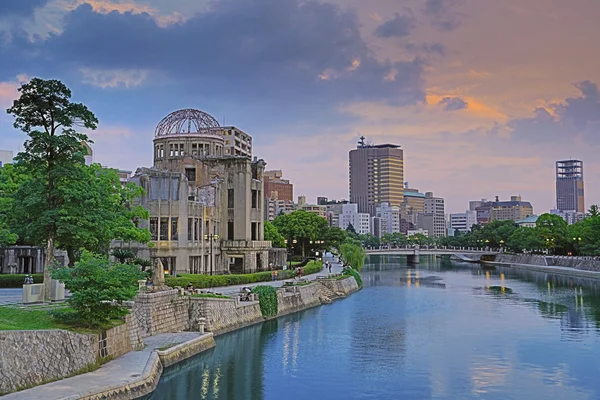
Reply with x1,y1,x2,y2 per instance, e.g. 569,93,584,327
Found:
80,67,149,88
423,0,463,31
35,1,425,112
404,42,446,57
374,13,415,38
507,80,600,142
0,74,29,108
438,96,468,111
0,0,50,18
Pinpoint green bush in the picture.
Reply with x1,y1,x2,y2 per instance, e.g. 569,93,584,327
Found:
303,260,323,275
251,285,278,318
52,252,145,327
0,274,43,288
343,267,363,288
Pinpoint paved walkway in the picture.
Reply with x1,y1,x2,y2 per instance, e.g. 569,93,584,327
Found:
3,332,204,400
0,288,22,305
214,254,344,295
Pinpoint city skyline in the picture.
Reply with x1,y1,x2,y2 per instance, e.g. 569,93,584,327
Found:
1,0,599,213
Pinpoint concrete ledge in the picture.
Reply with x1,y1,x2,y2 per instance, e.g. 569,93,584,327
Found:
157,333,216,368
483,261,600,280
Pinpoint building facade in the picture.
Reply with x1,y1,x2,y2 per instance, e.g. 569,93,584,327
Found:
349,137,404,216
263,170,293,202
490,195,534,222
376,202,402,236
556,159,585,213
0,150,13,167
550,209,586,225
422,192,446,238
119,109,270,275
450,211,477,233
337,204,371,234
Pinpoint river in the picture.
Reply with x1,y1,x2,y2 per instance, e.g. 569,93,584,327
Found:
145,255,600,399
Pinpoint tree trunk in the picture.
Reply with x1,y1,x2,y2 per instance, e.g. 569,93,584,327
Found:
67,247,76,268
43,235,56,300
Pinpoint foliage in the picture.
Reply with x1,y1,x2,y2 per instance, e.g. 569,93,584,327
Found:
0,164,30,246
112,249,135,263
302,260,323,275
131,257,153,271
7,78,99,296
343,267,363,288
52,252,144,326
381,232,408,247
408,233,432,246
273,210,329,256
359,233,380,248
0,274,43,288
340,239,366,271
323,227,347,251
264,221,285,248
251,285,278,318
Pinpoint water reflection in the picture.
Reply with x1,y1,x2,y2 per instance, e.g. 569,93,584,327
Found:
148,256,600,400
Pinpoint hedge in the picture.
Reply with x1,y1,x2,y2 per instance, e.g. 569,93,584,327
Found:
0,274,44,288
165,261,323,289
251,285,278,318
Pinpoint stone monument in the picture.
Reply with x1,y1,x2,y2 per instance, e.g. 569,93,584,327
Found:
151,258,167,291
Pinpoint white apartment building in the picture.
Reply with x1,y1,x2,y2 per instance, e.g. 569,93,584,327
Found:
450,211,477,233
423,192,446,238
550,209,586,225
338,204,371,234
407,229,429,237
0,150,14,167
376,202,401,235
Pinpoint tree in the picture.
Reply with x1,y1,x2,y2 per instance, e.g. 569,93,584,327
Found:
7,78,98,298
535,213,569,254
273,210,329,256
264,221,285,248
0,164,29,246
340,238,366,271
359,233,380,249
323,226,347,251
589,205,600,218
52,252,144,327
508,227,544,253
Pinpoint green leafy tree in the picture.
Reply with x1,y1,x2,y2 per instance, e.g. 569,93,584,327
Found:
52,252,145,326
264,221,285,248
273,210,329,256
589,205,600,218
535,213,569,254
323,226,347,251
508,227,544,253
340,238,366,271
0,164,29,246
7,78,98,298
359,233,380,248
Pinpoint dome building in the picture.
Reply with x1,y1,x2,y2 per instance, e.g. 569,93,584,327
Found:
115,109,270,275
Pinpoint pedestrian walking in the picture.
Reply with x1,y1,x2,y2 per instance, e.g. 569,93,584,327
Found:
271,269,278,281
328,263,332,273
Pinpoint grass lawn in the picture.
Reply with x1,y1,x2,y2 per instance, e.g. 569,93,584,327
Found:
0,306,125,333
0,306,64,331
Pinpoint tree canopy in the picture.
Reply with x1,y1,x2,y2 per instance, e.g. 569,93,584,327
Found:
264,220,285,248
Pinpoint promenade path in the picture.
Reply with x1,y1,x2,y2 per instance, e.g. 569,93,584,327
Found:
0,288,22,306
3,332,204,400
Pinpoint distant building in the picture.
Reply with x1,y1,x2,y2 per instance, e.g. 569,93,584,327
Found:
324,200,348,227
516,215,539,228
316,197,328,205
349,137,404,216
338,204,371,235
264,170,293,202
0,150,13,167
550,209,586,225
556,160,584,213
297,195,307,206
450,211,477,233
376,202,402,236
371,216,382,238
491,195,534,222
298,204,327,219
407,229,428,237
421,192,446,238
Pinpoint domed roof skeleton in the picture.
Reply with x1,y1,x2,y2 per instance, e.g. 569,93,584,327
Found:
155,108,221,137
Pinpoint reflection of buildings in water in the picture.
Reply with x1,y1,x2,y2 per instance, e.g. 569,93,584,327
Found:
281,319,301,376
469,359,512,395
150,321,274,400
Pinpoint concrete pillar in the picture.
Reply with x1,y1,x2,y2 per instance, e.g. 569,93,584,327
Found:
407,248,420,264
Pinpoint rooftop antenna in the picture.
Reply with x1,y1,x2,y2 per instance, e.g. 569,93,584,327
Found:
358,135,366,148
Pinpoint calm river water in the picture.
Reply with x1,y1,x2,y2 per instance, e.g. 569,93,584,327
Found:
146,256,600,400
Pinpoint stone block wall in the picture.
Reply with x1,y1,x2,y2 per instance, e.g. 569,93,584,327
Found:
319,277,360,296
189,297,263,335
132,290,188,338
495,254,600,272
277,284,321,316
97,315,138,360
0,330,97,394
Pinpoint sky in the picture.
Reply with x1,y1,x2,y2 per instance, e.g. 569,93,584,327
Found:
0,0,599,214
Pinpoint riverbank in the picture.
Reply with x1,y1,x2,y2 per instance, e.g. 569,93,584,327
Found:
3,261,360,399
483,254,600,280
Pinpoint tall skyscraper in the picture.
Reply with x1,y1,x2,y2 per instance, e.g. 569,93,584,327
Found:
349,137,404,216
556,160,584,213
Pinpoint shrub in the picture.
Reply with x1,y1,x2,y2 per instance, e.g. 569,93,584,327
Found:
343,267,363,289
0,274,43,288
251,285,278,318
52,252,145,327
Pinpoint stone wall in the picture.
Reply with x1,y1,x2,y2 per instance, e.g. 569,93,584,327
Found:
156,333,216,368
319,276,360,296
97,315,142,360
0,330,97,394
189,297,263,335
494,254,600,272
277,284,322,316
132,290,188,338
268,248,287,269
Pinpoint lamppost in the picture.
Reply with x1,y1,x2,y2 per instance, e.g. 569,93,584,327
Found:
545,237,555,255
310,240,325,260
204,233,219,275
572,237,582,256
284,239,297,270
485,239,489,250
500,240,505,253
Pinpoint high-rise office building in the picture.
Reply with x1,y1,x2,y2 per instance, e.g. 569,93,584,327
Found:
421,192,446,238
264,170,294,202
349,137,404,216
556,160,584,213
0,150,13,167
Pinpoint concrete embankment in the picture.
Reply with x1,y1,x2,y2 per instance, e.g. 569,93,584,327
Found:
3,276,360,399
484,254,600,280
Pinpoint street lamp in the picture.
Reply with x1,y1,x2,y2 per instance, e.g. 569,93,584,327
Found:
204,234,220,275
572,237,582,256
284,239,298,270
500,240,505,252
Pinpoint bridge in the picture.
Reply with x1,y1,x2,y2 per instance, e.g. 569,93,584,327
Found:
365,247,500,264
